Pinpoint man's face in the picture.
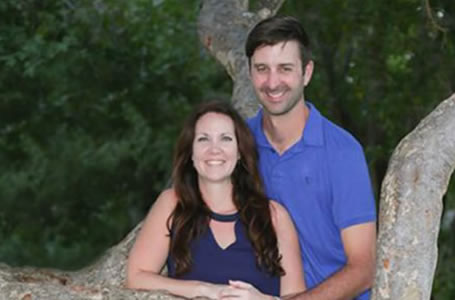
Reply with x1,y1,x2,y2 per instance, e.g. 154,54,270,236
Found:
250,40,312,116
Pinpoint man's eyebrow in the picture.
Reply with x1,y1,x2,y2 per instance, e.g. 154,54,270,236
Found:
279,62,296,66
253,62,296,66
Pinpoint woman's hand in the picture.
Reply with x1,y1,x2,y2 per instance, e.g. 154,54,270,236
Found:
219,280,273,300
197,282,229,299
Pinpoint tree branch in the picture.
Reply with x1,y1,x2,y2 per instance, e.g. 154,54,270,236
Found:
254,0,286,18
372,93,455,300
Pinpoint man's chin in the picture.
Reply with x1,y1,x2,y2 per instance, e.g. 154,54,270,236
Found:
263,106,289,116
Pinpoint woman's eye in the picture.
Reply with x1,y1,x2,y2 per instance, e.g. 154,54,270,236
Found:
196,136,208,142
222,136,233,141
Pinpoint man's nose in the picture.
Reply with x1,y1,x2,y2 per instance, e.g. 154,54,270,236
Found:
266,71,280,89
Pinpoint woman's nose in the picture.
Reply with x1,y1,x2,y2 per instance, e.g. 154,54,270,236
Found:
208,142,222,153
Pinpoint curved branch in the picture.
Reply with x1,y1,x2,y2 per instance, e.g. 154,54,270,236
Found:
372,93,455,300
0,223,181,299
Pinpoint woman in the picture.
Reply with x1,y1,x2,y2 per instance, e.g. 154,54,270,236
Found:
126,101,305,299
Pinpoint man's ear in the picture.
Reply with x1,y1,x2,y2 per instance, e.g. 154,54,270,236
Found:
303,60,314,87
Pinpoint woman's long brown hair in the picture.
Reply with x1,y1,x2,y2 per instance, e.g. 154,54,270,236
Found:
168,101,284,277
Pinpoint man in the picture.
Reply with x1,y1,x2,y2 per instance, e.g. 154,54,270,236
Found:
245,16,377,300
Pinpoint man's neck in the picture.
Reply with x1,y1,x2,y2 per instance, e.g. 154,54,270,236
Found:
262,101,309,155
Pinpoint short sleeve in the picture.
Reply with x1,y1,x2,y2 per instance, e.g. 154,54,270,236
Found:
329,140,377,229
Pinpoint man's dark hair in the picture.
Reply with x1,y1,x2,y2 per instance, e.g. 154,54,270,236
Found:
245,16,312,69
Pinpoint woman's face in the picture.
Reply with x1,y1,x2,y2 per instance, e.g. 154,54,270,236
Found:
192,112,239,184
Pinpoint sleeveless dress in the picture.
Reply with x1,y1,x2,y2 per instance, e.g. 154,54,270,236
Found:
166,211,280,296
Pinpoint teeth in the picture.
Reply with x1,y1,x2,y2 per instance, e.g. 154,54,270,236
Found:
206,160,224,165
266,90,285,98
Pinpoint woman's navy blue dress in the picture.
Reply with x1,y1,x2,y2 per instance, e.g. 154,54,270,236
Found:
167,212,280,296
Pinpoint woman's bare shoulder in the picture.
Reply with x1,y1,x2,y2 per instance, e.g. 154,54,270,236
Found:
158,188,178,202
149,188,179,216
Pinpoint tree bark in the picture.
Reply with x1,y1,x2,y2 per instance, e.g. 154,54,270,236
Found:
0,223,180,299
372,93,455,300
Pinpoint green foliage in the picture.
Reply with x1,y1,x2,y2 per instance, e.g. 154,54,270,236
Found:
0,0,230,269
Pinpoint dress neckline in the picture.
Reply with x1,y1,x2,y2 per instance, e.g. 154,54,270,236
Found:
210,211,239,222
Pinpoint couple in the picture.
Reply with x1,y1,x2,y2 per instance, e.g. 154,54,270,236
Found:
127,16,377,300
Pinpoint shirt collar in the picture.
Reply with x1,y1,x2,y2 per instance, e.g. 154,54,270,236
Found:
249,109,271,148
301,102,324,147
249,101,324,150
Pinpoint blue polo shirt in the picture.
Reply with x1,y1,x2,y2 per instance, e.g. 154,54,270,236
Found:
248,102,376,300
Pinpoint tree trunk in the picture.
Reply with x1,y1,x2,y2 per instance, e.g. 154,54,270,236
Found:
372,93,455,300
1,1,453,299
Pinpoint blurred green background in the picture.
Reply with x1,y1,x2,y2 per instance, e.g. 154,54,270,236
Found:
0,0,454,298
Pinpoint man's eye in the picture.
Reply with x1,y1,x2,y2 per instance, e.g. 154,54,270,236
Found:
255,66,267,73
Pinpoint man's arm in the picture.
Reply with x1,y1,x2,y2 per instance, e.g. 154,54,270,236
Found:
286,222,376,300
